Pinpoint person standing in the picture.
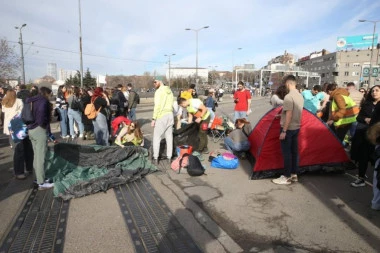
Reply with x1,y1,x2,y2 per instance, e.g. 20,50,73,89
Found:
326,83,358,142
272,75,304,185
91,87,111,146
26,87,54,190
350,85,380,187
270,85,287,108
151,79,174,165
127,83,139,121
233,81,251,122
111,84,128,117
16,84,30,102
67,86,84,139
2,89,23,147
301,85,325,114
56,85,69,138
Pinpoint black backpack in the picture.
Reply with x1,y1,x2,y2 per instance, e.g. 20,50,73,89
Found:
21,102,35,125
180,153,205,176
71,95,82,111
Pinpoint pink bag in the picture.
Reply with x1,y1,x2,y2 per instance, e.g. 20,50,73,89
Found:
171,155,189,174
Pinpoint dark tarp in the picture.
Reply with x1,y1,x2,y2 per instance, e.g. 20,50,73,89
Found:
45,143,157,200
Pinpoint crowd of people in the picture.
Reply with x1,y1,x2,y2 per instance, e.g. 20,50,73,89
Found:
269,78,380,210
2,76,380,210
0,82,142,190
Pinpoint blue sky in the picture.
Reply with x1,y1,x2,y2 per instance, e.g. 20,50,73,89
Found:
1,0,379,81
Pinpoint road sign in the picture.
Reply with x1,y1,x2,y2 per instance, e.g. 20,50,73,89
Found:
372,67,379,77
363,67,370,77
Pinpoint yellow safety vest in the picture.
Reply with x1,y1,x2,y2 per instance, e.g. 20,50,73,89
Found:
331,95,359,127
187,99,210,120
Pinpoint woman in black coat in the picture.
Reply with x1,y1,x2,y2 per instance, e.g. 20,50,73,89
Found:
350,85,380,187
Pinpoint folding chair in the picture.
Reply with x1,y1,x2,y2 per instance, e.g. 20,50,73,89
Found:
210,116,230,143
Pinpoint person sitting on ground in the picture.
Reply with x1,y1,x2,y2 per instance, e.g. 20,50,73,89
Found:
270,85,287,108
302,85,325,114
115,121,143,147
178,97,211,154
224,118,252,157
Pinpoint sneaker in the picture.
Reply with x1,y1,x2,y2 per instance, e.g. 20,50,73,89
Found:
272,175,292,185
38,182,54,190
350,178,365,187
290,174,298,182
16,174,27,180
152,159,159,166
71,135,76,139
62,135,70,139
34,178,52,184
79,134,84,138
202,147,209,154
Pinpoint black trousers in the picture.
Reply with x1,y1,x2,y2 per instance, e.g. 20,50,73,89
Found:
13,137,34,175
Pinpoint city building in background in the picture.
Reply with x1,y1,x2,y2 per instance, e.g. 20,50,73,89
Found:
167,67,209,82
47,63,57,80
58,68,77,82
297,47,380,88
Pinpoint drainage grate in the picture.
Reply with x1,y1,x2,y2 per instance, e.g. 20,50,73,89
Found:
0,187,70,253
114,178,201,253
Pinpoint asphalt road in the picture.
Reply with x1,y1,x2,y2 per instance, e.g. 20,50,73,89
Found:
137,96,380,252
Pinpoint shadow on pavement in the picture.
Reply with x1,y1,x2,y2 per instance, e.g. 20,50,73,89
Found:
302,173,380,252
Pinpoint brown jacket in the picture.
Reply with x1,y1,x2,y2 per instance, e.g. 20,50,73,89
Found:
329,88,350,122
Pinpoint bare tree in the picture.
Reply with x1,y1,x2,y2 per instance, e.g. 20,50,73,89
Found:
0,39,20,82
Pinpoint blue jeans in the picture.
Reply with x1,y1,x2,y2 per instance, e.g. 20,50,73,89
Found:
280,128,300,177
373,167,380,210
224,137,250,152
93,113,109,146
234,111,247,123
58,108,68,137
207,107,215,123
129,107,136,121
68,108,84,136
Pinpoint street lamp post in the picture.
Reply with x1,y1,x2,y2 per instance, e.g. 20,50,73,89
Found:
164,53,176,87
232,48,242,89
359,19,380,87
208,65,218,85
15,24,27,85
185,26,209,83
78,0,84,88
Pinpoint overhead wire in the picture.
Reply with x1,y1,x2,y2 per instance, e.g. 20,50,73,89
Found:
6,40,165,64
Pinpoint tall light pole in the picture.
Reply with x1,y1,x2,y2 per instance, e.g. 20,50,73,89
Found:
185,26,209,83
359,19,379,87
15,24,27,85
164,53,175,87
232,48,242,89
78,0,84,88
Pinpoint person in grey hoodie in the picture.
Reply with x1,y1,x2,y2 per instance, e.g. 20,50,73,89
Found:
25,87,54,190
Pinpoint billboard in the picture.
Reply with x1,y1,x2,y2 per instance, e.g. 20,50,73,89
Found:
336,34,378,50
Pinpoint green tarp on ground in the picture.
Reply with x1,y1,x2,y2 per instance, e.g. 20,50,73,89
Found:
44,143,157,200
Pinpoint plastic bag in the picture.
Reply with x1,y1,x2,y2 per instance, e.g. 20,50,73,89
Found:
211,155,239,169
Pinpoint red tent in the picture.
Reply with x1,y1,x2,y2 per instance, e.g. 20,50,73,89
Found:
248,107,351,179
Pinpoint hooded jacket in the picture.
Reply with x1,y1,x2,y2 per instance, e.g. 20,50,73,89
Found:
153,85,174,120
25,95,51,130
329,88,350,122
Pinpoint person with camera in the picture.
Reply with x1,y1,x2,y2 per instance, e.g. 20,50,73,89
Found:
233,81,251,122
